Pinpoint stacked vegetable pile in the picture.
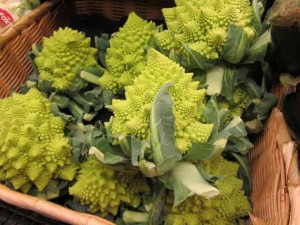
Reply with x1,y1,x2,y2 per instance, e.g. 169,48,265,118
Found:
0,0,278,224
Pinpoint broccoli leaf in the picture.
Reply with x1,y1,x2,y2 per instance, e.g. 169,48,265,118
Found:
205,65,225,96
251,0,263,35
221,25,249,64
181,43,216,70
226,136,254,155
150,82,182,175
131,137,150,166
252,92,278,120
216,116,247,140
171,162,220,205
204,97,252,155
204,96,229,140
245,78,264,99
184,139,227,161
231,152,252,195
148,187,166,225
220,65,236,101
242,30,271,64
95,34,110,68
184,142,215,160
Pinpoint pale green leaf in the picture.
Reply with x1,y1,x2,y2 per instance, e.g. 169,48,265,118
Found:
251,0,263,35
171,162,220,200
150,82,181,174
231,152,252,195
181,43,216,70
220,66,236,101
131,137,150,166
217,116,247,140
242,30,271,64
221,25,249,64
205,65,225,96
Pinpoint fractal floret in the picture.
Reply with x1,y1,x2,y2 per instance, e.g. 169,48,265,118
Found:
99,12,157,93
69,156,150,216
218,86,250,122
34,27,98,90
165,155,251,225
0,89,77,193
155,0,254,60
110,49,214,153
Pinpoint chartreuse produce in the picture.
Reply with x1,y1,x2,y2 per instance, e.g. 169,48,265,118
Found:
165,156,251,225
34,27,98,91
0,89,77,193
12,3,277,223
69,156,150,216
155,0,269,67
110,48,213,153
30,27,112,122
156,0,253,57
217,86,250,122
98,12,157,93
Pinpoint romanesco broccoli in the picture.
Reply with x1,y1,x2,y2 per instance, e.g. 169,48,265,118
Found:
0,89,77,193
155,0,254,60
69,156,150,216
165,155,251,225
109,48,213,153
34,27,98,90
99,12,157,93
218,86,250,122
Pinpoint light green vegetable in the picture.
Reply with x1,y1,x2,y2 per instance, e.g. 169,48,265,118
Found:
109,48,213,153
165,155,251,225
34,27,98,91
99,12,157,93
69,156,150,216
0,88,77,193
155,0,255,64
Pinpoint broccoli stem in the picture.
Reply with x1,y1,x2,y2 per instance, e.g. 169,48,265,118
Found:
67,92,93,112
83,111,97,122
67,101,84,120
80,71,100,86
51,94,69,109
122,210,149,223
118,135,132,157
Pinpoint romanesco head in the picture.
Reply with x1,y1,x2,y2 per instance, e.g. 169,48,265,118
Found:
156,0,254,60
99,12,157,93
217,86,250,122
110,49,213,153
0,89,77,193
69,157,150,216
34,27,98,91
165,156,251,225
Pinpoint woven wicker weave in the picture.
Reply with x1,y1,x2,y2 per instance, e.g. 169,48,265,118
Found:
248,107,290,225
0,1,299,225
247,85,300,225
72,0,174,21
0,0,71,98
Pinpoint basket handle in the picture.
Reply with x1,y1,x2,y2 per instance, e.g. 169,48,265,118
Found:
0,184,115,225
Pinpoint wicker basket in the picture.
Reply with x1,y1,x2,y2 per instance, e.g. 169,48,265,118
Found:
247,85,300,225
72,0,174,21
0,0,299,225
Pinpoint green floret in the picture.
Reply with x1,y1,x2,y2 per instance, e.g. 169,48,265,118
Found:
69,156,150,216
165,155,251,225
99,12,157,93
0,89,77,193
34,27,98,91
155,0,254,60
217,86,250,122
109,49,213,153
